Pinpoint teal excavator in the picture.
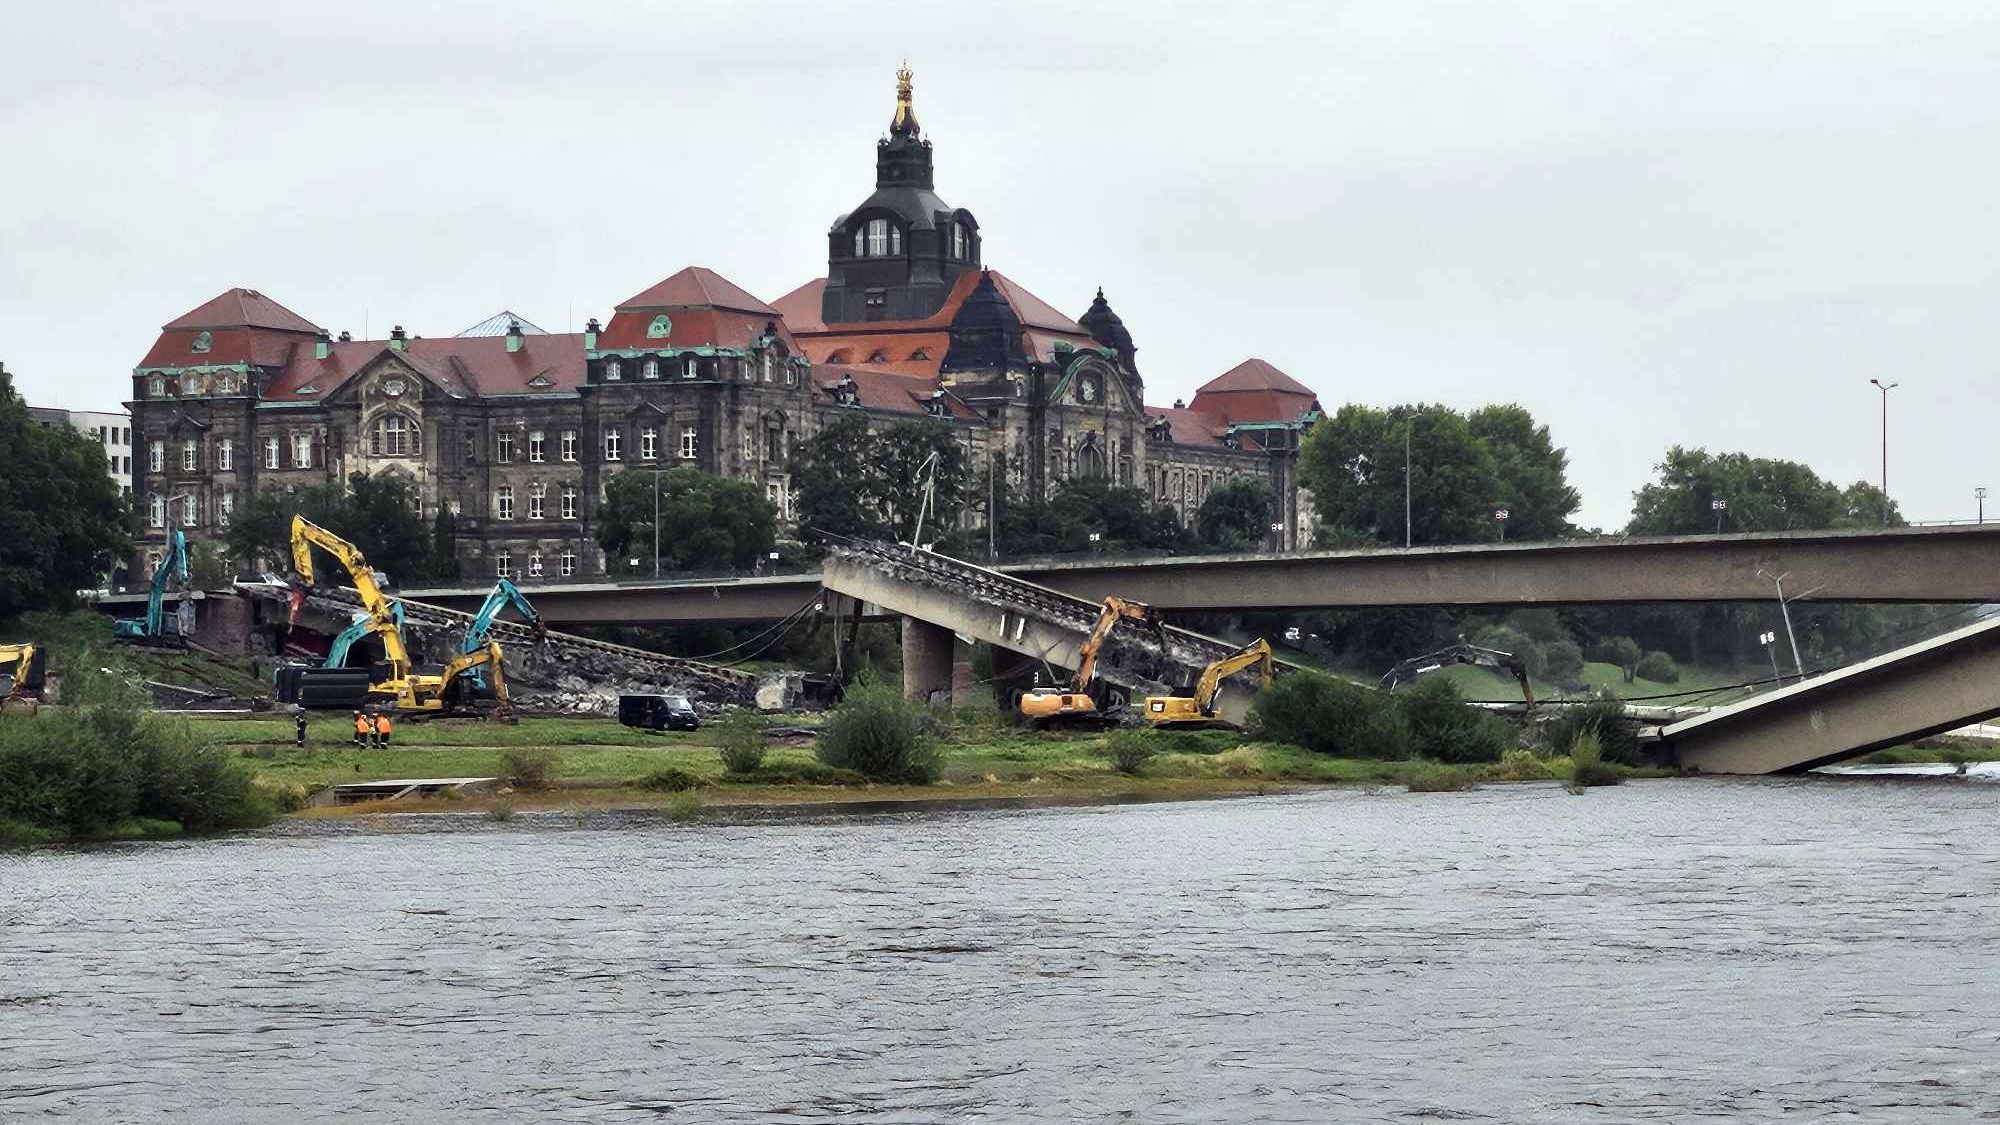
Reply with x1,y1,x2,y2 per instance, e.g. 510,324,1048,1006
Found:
459,579,544,688
114,528,191,645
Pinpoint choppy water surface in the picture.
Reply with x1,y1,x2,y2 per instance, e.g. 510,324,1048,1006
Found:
5,778,1999,1122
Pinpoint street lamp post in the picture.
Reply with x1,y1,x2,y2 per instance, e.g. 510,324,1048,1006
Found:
1978,486,1988,524
1869,378,1899,525
652,469,661,578
1756,568,1820,681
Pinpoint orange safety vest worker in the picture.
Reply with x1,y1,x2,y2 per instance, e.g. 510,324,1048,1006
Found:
376,714,393,743
353,712,369,742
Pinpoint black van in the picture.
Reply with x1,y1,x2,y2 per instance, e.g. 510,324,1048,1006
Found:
618,693,701,731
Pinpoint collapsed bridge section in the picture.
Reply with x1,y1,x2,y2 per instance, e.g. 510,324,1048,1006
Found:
822,543,1264,722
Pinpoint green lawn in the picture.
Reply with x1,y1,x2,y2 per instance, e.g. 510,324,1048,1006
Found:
183,714,706,749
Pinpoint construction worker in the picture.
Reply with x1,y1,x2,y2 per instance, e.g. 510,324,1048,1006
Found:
353,709,370,748
295,709,308,748
376,710,393,748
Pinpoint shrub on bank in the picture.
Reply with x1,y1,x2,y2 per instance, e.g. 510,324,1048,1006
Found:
1635,650,1680,684
1396,678,1513,763
639,767,703,792
0,704,274,843
1250,671,1411,760
1539,690,1644,765
815,683,943,783
499,746,559,790
1105,729,1158,776
1567,728,1622,789
714,710,768,774
1404,762,1480,792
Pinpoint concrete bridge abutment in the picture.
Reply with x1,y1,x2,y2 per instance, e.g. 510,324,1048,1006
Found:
901,617,956,706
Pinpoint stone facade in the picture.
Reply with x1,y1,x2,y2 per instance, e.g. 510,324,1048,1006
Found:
127,70,1323,581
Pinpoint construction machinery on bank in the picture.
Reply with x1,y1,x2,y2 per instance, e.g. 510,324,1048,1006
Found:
1380,639,1536,709
1145,639,1277,727
113,528,191,645
0,643,46,711
277,515,513,719
1016,596,1166,727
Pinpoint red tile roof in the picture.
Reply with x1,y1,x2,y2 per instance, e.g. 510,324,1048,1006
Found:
597,308,794,353
1147,405,1230,447
163,288,323,334
778,269,1095,376
139,327,309,370
816,367,975,420
259,334,589,401
616,266,776,315
1189,358,1321,425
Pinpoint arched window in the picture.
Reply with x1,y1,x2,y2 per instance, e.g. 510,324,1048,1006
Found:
148,494,164,528
370,413,418,457
682,356,698,380
852,227,865,257
646,314,672,339
889,225,903,255
642,359,659,380
952,222,969,260
866,218,889,256
760,352,773,382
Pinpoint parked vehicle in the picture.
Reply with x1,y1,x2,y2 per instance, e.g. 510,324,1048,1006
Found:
619,693,701,731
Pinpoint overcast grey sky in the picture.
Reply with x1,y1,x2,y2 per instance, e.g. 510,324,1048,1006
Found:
3,0,1996,528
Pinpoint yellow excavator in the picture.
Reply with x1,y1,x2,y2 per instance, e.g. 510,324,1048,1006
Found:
288,515,513,719
1,643,46,711
1145,639,1275,727
1016,596,1164,727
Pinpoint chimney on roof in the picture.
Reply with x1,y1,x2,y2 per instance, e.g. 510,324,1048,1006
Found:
389,325,407,353
337,330,352,342
314,329,332,361
505,319,523,354
583,317,600,350
1173,398,1185,409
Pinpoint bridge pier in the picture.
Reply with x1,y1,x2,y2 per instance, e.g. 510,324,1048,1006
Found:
901,617,955,706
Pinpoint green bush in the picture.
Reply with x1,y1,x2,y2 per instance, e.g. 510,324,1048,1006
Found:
723,761,867,786
0,703,273,842
1250,671,1411,760
639,767,703,792
1105,729,1158,775
1396,677,1513,763
1488,747,1558,781
1595,636,1644,682
815,683,943,783
1539,690,1644,765
1404,762,1480,792
1541,639,1586,690
664,789,704,822
1567,728,1622,789
1635,650,1680,684
499,746,558,790
714,710,768,774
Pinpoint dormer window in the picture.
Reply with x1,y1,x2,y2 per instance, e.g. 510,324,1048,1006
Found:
682,356,698,380
760,353,773,383
867,218,889,256
191,330,212,354
646,314,672,339
866,349,888,363
605,360,623,382
952,221,969,260
149,376,166,398
642,359,659,380
910,348,930,361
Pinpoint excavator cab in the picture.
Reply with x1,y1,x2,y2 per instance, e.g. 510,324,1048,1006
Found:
1145,639,1275,728
1016,596,1162,728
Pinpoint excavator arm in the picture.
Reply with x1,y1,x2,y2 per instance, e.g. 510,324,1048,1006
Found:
0,643,45,708
440,640,514,722
1189,640,1275,713
289,515,412,670
1072,596,1163,694
463,578,545,656
1380,640,1536,709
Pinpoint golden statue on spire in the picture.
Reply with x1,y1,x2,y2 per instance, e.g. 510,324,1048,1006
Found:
891,64,918,134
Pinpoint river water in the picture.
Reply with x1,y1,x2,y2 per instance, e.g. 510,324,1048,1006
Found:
4,778,1998,1122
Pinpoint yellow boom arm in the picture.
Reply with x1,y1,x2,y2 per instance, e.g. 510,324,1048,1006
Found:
289,515,413,671
1188,640,1274,713
1072,596,1161,692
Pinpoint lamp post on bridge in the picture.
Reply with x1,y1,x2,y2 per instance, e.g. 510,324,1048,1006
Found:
1757,568,1820,683
1869,378,1899,526
1978,486,1987,525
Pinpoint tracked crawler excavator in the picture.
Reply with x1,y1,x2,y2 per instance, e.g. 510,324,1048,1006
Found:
1016,596,1166,727
0,643,46,711
281,516,513,719
1145,639,1276,728
1380,639,1536,709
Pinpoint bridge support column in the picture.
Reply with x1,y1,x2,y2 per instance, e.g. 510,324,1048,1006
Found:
901,617,955,706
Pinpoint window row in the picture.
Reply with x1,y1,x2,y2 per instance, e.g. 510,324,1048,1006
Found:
147,435,312,473
146,490,236,529
494,549,578,580
92,425,131,446
146,372,245,398
602,352,793,386
492,484,581,522
848,218,974,261
601,426,699,463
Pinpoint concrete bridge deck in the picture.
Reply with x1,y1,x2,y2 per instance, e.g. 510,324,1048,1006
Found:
398,524,2000,624
1656,612,2000,774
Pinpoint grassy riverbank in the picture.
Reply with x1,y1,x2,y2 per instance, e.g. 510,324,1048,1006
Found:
206,710,1666,820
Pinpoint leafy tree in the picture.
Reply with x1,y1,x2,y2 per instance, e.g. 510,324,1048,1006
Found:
988,476,1194,558
1195,477,1276,552
794,415,969,545
1597,635,1643,682
1628,447,1903,535
185,540,234,589
226,473,450,585
595,467,777,574
1299,402,1577,547
0,372,130,622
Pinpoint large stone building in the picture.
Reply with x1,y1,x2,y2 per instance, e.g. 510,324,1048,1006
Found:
128,69,1322,581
